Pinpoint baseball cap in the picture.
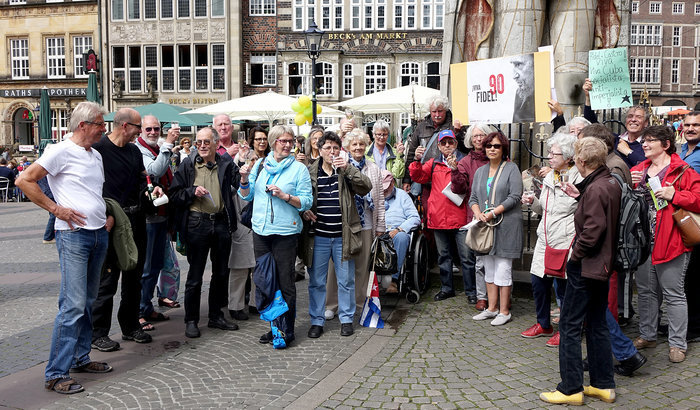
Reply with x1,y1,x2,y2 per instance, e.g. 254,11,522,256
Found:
438,129,456,141
381,169,394,191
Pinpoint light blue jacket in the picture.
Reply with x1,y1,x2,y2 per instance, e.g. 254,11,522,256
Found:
238,153,312,236
384,188,420,233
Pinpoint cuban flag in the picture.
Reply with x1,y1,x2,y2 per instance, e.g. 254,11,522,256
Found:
360,271,384,328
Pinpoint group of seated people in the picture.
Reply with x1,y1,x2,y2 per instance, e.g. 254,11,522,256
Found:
0,155,32,201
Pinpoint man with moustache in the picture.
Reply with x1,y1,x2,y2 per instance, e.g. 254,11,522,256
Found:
614,106,649,169
91,108,161,351
136,115,180,330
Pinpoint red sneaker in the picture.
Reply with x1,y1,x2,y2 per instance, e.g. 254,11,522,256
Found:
521,323,554,338
546,331,560,347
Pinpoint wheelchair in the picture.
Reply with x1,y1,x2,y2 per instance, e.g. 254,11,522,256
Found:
376,228,430,304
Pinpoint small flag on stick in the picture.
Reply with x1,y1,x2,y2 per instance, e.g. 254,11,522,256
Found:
360,271,384,328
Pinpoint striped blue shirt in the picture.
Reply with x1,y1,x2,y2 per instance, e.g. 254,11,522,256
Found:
315,166,342,237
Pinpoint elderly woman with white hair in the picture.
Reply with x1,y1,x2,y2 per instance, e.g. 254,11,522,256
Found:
450,123,494,307
521,132,581,347
366,120,405,180
567,117,592,138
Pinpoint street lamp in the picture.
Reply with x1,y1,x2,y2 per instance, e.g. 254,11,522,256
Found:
305,20,324,125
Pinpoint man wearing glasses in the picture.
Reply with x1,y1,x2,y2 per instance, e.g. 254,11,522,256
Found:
91,108,160,351
135,115,181,331
170,127,241,338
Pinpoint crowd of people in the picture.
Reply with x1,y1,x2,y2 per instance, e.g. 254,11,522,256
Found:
12,80,700,403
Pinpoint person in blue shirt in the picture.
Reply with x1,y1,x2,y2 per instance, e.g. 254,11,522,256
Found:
238,125,312,348
680,112,700,174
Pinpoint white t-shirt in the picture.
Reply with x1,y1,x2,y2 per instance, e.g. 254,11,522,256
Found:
36,139,106,230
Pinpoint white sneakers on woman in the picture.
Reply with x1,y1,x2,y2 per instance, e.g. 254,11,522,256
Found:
490,313,512,326
472,310,511,326
472,309,498,321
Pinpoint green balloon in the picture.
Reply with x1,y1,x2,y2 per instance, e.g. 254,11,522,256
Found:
304,106,313,118
291,101,302,112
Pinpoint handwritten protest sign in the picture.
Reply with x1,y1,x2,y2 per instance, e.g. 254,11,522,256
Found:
588,47,633,110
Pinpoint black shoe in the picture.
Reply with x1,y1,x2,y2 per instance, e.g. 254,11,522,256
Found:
249,306,259,314
307,325,323,338
91,336,120,352
614,352,647,376
122,329,152,343
229,309,249,321
658,323,669,336
259,331,273,344
207,317,239,331
467,294,478,304
434,290,456,301
340,323,354,336
582,358,589,372
295,271,306,282
185,321,200,338
618,316,631,328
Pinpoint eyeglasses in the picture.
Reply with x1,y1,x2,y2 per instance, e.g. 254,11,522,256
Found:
84,121,105,127
471,134,487,139
485,144,502,149
125,122,142,129
276,138,295,146
194,140,212,146
374,133,388,138
439,139,456,146
321,145,341,152
548,151,564,156
641,137,659,144
144,127,161,133
254,137,267,142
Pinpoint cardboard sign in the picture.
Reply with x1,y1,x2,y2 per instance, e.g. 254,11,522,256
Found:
588,47,633,110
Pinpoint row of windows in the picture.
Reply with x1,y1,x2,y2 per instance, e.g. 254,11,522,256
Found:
292,0,444,31
9,36,92,80
632,1,700,15
111,0,224,21
630,58,700,86
112,44,226,93
630,24,662,46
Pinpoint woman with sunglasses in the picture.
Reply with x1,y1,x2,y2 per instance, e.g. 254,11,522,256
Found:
469,132,523,326
409,129,469,301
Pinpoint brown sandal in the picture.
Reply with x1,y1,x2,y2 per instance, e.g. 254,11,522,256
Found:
45,377,84,394
71,361,113,373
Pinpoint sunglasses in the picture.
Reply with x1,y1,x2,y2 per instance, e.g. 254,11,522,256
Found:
439,139,456,146
144,127,161,133
485,144,502,149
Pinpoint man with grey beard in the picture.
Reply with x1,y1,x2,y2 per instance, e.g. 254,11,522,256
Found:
511,53,535,123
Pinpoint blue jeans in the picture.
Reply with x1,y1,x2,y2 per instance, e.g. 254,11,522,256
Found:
140,221,168,318
44,213,56,241
607,309,637,361
557,260,614,395
433,229,472,295
531,274,566,329
45,227,108,382
392,231,411,280
309,236,355,325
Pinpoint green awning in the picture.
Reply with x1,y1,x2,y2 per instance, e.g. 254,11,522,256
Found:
104,102,213,127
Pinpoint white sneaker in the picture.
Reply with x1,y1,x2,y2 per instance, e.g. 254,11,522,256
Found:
324,309,335,320
472,309,498,320
490,313,512,326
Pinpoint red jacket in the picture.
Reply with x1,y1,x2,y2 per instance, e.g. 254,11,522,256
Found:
631,153,700,265
409,155,468,230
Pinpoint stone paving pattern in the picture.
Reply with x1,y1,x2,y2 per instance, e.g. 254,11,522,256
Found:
2,202,700,409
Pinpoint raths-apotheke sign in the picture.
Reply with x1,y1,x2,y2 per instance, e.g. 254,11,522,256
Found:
2,88,87,98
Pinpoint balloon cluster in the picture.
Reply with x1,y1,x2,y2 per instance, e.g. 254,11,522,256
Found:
291,95,322,126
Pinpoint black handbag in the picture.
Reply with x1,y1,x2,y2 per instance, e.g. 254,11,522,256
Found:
370,234,398,276
240,159,265,229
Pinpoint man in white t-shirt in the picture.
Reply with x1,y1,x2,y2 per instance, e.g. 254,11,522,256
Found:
16,101,114,395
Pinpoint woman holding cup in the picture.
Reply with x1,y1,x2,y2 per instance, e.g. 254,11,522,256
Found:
520,132,581,345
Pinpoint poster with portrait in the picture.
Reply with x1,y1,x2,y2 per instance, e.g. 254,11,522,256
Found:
588,47,633,110
450,51,552,125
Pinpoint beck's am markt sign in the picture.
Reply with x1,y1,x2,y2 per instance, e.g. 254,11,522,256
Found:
326,32,409,41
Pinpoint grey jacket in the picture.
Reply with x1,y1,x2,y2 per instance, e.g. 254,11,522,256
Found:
228,195,255,270
468,161,523,259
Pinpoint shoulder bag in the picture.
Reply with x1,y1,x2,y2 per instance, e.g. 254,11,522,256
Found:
466,162,505,254
542,189,574,278
669,165,700,247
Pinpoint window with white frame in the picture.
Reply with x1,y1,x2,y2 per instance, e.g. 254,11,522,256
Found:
343,64,353,97
649,1,661,14
422,0,444,29
113,46,126,91
194,0,207,17
9,0,27,4
144,0,157,19
10,39,29,79
161,0,173,18
293,0,317,31
629,58,660,83
112,0,124,20
360,0,387,30
127,0,140,20
672,2,684,14
46,37,66,78
400,62,419,86
145,46,158,91
697,59,700,83
631,1,639,13
365,63,387,94
178,45,191,90
351,0,360,29
73,36,92,78
630,24,662,46
394,0,416,29
321,0,343,30
212,44,225,90
250,0,275,16
696,2,700,15
177,0,190,18
128,46,142,92
194,44,208,90
671,59,679,84
249,53,277,86
673,27,681,46
161,45,175,91
212,0,224,16
316,62,334,96
426,61,440,89
50,109,69,141
289,62,310,95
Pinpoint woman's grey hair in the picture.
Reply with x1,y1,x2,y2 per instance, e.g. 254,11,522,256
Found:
372,120,391,134
342,129,371,150
305,126,324,157
568,116,591,130
268,124,294,147
69,102,107,132
426,94,450,111
547,132,577,161
464,123,495,149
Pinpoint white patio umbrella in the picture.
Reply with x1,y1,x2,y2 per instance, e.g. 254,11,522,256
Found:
184,90,343,127
330,83,441,115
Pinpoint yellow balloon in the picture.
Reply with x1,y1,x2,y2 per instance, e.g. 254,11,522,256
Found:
298,95,311,108
305,115,314,123
291,101,302,112
316,105,322,115
294,113,306,126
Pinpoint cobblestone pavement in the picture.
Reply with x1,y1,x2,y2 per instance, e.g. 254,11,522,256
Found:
2,202,700,409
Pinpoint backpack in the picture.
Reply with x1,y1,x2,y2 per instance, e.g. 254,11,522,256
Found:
611,173,652,273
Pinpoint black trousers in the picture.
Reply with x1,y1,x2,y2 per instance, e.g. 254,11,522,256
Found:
253,233,299,338
92,212,146,339
685,246,700,334
184,214,232,323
